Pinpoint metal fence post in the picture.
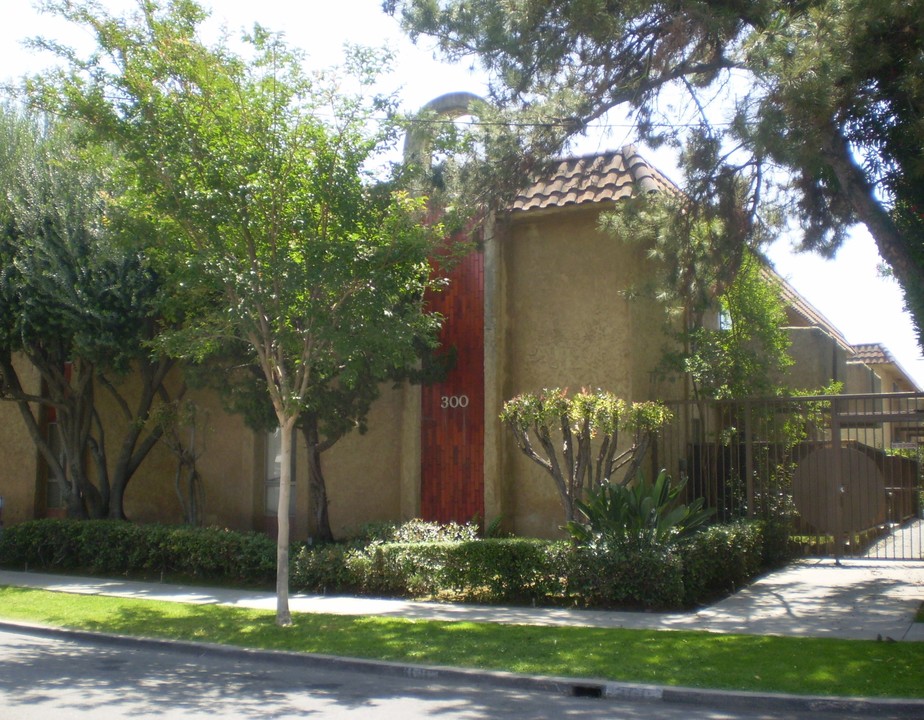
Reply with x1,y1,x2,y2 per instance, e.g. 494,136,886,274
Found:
831,397,843,564
744,400,754,519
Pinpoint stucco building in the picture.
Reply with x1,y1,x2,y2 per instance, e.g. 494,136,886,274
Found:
0,146,917,540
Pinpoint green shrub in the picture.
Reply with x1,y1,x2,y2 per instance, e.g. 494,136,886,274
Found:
439,539,561,602
4,518,786,611
291,521,780,610
353,518,479,545
291,538,559,602
557,541,685,609
0,519,275,586
758,518,798,568
566,469,713,548
0,519,83,569
74,520,140,573
675,521,765,606
291,535,686,609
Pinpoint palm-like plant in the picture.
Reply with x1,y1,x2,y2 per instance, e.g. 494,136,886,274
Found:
566,470,713,548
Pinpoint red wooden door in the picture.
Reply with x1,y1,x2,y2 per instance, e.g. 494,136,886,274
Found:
420,248,485,524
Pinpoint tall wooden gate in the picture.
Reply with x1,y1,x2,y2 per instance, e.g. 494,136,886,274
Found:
420,249,485,525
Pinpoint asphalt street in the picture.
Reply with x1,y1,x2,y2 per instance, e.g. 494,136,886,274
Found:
0,627,910,720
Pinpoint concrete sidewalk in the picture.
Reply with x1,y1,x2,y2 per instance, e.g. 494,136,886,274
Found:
2,557,922,641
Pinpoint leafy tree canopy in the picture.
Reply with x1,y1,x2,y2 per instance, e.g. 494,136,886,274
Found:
29,0,451,624
0,103,177,520
388,0,924,347
674,252,794,401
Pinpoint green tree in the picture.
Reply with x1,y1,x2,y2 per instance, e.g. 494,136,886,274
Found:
500,388,672,523
388,0,924,347
0,104,179,520
189,342,428,544
33,0,446,625
600,180,791,402
662,252,794,402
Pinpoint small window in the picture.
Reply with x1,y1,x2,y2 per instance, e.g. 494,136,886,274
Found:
264,427,295,516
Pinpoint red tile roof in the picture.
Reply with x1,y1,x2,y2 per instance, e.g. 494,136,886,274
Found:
850,342,895,365
510,145,677,212
849,343,921,392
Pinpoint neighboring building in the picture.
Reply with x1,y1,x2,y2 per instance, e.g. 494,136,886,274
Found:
767,269,921,395
0,146,918,540
770,268,855,392
849,343,920,394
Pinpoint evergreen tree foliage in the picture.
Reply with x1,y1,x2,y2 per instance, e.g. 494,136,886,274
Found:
389,0,924,347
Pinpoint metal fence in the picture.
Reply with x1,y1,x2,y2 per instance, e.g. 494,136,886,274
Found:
655,393,924,560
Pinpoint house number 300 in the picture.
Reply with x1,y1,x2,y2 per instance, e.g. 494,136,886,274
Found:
441,395,469,409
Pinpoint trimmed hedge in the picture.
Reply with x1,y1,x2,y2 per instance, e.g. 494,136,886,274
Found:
292,519,789,609
1,517,793,610
0,519,275,586
557,542,685,609
352,519,480,544
675,521,766,606
290,538,559,602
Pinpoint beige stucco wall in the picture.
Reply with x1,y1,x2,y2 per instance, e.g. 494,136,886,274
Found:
118,376,407,541
495,205,679,537
783,327,848,391
126,392,258,531
0,356,41,526
2,352,407,541
874,364,917,393
83,367,260,531
321,383,406,539
114,376,408,540
845,362,883,395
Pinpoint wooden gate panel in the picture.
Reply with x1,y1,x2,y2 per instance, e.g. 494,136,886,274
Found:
420,249,485,524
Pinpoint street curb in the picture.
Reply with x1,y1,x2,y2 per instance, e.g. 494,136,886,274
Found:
3,619,923,717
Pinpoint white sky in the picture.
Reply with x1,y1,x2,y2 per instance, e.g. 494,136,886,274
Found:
3,0,922,388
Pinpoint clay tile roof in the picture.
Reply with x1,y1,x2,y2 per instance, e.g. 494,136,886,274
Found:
849,342,922,392
510,145,677,213
850,342,894,365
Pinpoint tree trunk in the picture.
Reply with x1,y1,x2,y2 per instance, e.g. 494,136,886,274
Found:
44,359,107,519
104,358,177,520
301,419,333,543
820,128,924,339
274,415,296,627
0,353,71,506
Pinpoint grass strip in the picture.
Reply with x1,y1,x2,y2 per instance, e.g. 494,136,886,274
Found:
1,585,922,699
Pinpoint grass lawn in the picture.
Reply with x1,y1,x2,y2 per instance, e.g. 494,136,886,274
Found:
1,586,922,699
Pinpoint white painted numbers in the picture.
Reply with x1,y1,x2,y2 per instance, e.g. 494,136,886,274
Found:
440,394,469,409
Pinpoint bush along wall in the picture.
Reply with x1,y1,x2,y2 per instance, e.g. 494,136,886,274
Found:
291,519,788,609
0,518,792,610
675,521,766,606
0,519,276,586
